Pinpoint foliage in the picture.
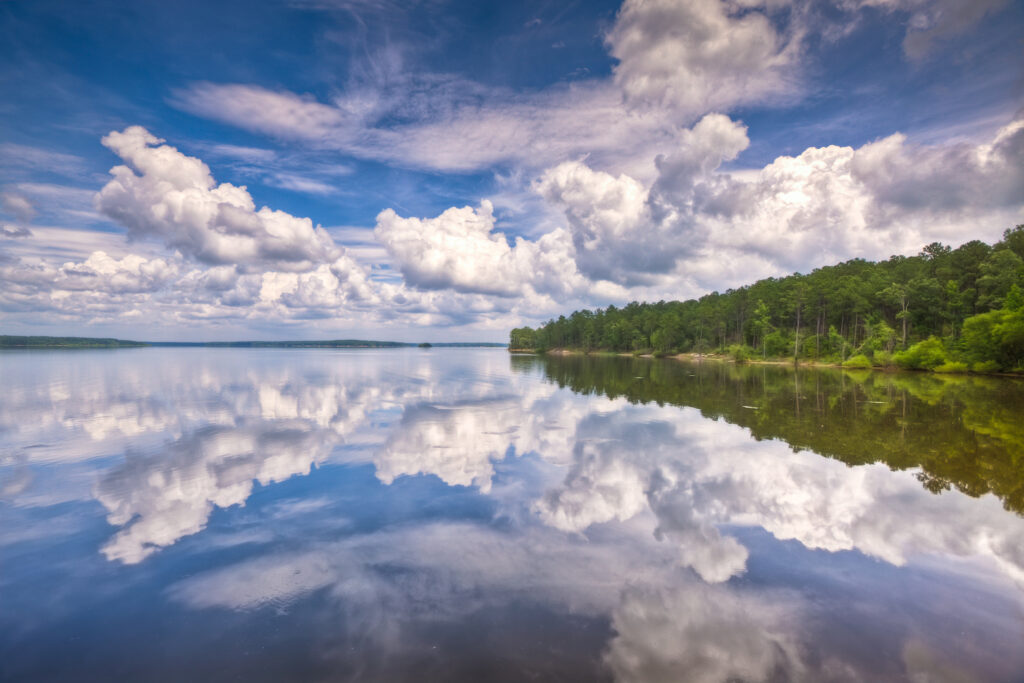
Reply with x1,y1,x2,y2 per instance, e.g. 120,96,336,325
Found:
960,300,1024,372
728,344,750,363
510,227,1024,375
842,354,873,369
934,361,968,373
872,351,894,368
0,335,147,348
894,337,948,370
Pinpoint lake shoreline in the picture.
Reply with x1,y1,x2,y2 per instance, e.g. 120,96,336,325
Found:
510,347,1024,378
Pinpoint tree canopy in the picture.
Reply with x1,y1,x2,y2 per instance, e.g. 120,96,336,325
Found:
511,226,1024,373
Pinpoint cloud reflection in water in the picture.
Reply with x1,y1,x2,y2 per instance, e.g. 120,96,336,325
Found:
2,349,1023,681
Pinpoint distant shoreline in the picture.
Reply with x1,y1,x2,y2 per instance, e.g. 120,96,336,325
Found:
0,335,507,350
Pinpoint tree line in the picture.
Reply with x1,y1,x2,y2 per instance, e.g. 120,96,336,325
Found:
509,226,1024,373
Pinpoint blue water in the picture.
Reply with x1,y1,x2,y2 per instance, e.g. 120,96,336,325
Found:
1,348,1022,681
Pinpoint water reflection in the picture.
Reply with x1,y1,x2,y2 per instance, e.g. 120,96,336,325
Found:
96,423,333,563
1,349,1023,681
527,354,1024,513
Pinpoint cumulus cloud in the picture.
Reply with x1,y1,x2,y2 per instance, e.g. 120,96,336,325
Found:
55,251,179,293
534,113,1024,290
606,0,801,116
696,114,1024,274
4,112,1022,332
374,199,594,298
4,126,576,331
95,126,341,271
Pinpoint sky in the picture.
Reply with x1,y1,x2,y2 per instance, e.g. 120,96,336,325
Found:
0,0,1022,342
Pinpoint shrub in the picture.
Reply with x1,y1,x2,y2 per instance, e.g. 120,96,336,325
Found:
763,331,790,357
728,344,750,363
842,354,873,369
972,360,1000,373
893,337,948,370
933,361,968,373
872,351,894,368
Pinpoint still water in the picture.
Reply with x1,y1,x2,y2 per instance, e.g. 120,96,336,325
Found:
1,348,1023,681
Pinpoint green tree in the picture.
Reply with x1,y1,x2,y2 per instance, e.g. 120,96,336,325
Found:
977,249,1024,310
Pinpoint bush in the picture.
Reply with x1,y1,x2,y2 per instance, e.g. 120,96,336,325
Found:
728,344,750,363
933,361,968,373
972,360,1000,373
842,354,873,369
872,351,894,368
893,337,948,370
961,306,1024,371
763,331,790,357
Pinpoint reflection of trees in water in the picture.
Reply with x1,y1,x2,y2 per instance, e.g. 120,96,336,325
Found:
521,355,1024,514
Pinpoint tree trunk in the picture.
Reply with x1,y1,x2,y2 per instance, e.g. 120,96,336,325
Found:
901,296,908,348
794,306,801,365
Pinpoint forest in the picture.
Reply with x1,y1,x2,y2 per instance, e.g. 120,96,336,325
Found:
509,226,1024,373
0,336,147,348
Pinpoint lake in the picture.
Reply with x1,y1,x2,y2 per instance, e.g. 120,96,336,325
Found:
1,347,1023,681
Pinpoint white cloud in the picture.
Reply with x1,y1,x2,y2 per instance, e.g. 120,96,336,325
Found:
371,386,585,492
0,126,574,332
534,113,1024,290
95,126,341,271
174,80,687,178
605,583,801,683
1,223,32,239
7,345,1024,678
3,112,1022,334
374,199,593,298
606,0,801,116
1,191,36,223
95,423,334,563
533,402,1024,587
0,143,91,179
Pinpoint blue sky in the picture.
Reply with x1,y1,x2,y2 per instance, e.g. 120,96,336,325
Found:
0,0,1022,341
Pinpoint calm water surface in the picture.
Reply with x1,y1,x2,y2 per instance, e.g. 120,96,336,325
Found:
1,348,1023,682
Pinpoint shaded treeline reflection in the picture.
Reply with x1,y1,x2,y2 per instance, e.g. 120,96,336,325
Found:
513,354,1024,514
